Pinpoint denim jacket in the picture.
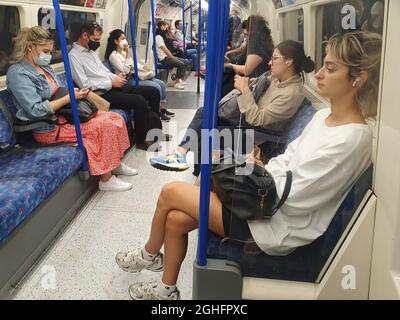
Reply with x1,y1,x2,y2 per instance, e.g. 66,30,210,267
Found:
6,60,59,132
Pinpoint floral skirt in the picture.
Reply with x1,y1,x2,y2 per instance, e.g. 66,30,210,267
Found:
33,111,130,176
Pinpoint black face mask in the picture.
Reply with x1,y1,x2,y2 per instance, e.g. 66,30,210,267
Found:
88,40,101,52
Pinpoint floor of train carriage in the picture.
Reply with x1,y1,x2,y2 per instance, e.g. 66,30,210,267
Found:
14,74,205,300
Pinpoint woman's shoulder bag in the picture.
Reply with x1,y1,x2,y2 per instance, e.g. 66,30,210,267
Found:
211,151,292,220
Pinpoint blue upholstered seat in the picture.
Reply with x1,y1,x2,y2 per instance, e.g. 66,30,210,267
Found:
0,88,84,243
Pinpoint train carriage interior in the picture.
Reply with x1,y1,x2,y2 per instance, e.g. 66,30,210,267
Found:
0,0,399,301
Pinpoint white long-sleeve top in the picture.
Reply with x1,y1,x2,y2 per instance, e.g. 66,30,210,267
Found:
248,108,372,256
109,50,133,75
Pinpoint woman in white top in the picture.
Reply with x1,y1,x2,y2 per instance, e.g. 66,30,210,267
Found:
105,29,174,121
156,21,189,90
115,32,382,300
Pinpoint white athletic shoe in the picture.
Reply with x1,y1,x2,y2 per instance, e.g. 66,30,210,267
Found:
129,281,180,300
115,248,164,273
98,176,132,192
173,82,185,90
112,163,138,176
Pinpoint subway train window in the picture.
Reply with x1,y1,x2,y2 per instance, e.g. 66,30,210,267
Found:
60,0,107,9
0,5,20,77
315,0,384,70
38,8,96,64
281,9,304,44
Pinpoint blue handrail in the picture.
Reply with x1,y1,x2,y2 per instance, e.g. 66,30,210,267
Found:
190,0,193,47
127,0,140,87
181,0,187,58
196,0,231,267
150,0,159,78
52,0,88,173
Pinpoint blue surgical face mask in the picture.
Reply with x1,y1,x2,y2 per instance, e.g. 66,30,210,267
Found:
34,53,52,66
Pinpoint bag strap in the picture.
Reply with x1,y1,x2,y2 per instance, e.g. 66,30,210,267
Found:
272,170,292,214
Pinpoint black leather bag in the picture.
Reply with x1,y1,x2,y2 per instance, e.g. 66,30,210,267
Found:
211,152,292,220
52,88,98,124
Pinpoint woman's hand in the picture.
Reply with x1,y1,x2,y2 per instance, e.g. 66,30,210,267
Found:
234,75,250,93
224,62,233,69
245,153,264,167
74,88,90,100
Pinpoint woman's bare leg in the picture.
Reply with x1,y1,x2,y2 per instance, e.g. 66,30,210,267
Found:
144,181,225,256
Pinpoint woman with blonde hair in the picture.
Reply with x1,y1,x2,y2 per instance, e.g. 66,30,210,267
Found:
7,26,138,192
115,31,381,300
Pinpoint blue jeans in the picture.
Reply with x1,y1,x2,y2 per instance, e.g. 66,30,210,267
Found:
186,48,198,70
129,78,167,102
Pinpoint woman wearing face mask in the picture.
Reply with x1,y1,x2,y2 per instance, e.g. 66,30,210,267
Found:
7,26,138,192
105,29,174,122
155,21,188,89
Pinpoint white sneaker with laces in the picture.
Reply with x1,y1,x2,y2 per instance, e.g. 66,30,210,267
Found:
173,82,185,90
115,248,164,273
129,281,180,300
112,163,138,176
98,176,132,192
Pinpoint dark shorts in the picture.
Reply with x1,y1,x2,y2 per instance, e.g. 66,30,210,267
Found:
221,205,252,242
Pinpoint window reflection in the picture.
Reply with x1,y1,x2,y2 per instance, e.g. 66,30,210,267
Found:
0,6,20,77
315,0,384,70
38,9,96,64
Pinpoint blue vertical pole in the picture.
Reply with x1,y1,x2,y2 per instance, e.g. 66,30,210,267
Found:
145,21,151,63
127,0,140,87
52,0,88,172
150,0,159,78
196,0,231,267
196,0,202,94
190,0,193,46
181,0,187,58
213,0,230,112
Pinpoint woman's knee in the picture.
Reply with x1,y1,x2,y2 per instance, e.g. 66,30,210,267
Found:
159,182,182,205
165,210,194,234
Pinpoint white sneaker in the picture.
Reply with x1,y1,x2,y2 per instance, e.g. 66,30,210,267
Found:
112,163,138,176
115,248,164,273
179,79,187,85
98,176,132,192
129,281,180,300
173,82,185,90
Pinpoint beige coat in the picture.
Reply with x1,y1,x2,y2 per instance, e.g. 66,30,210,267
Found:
237,74,304,132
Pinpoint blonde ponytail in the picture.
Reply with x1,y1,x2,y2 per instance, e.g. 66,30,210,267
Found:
10,26,53,64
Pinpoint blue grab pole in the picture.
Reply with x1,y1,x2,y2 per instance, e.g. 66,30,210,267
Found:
127,0,140,87
213,0,230,113
145,21,151,63
196,0,231,267
150,0,159,78
190,0,193,46
52,0,88,172
181,0,186,58
196,0,202,94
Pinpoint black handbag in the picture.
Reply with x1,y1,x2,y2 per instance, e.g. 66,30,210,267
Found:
52,88,98,124
211,152,292,220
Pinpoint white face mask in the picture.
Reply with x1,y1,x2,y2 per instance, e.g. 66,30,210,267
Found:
119,39,129,49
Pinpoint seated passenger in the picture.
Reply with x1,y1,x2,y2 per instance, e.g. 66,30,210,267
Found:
105,29,175,122
221,16,274,98
115,31,381,300
68,22,161,150
150,40,315,175
173,20,198,69
7,26,138,192
156,21,188,90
